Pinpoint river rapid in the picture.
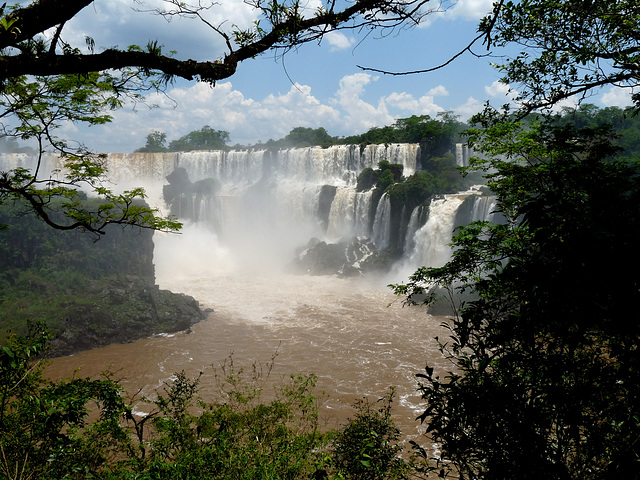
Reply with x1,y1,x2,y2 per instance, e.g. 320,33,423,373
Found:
46,225,450,440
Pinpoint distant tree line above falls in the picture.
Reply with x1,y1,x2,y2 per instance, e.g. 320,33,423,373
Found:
134,113,465,152
4,107,640,281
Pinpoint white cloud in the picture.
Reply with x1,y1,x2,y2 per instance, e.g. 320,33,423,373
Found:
427,85,449,97
454,96,484,120
64,68,494,152
383,92,420,111
65,0,258,60
297,0,324,18
84,72,410,151
485,80,517,101
381,90,446,117
417,95,446,116
601,87,635,107
444,0,494,21
78,80,347,151
332,73,394,131
324,32,356,51
416,0,493,27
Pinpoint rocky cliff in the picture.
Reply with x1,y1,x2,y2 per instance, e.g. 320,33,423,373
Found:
0,201,207,356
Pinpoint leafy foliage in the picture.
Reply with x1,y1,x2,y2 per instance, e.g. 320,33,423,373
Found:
0,73,181,234
479,0,640,113
332,390,409,480
340,114,464,154
0,329,416,479
0,325,128,479
167,125,230,152
0,0,434,87
275,126,334,148
136,131,169,153
393,118,640,479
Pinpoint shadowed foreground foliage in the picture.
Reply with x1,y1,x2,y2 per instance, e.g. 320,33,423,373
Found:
393,118,640,479
0,327,415,480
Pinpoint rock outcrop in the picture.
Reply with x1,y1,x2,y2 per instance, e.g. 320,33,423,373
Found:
0,200,207,356
288,237,395,277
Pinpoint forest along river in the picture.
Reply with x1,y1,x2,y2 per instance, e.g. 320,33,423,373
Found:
45,227,450,441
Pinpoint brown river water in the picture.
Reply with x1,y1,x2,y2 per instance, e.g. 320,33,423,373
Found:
46,227,450,443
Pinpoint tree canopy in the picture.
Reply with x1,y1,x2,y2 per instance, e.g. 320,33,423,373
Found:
168,126,230,151
389,0,640,477
396,116,640,479
479,0,640,114
0,0,432,84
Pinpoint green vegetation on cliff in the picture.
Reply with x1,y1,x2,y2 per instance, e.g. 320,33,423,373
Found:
136,126,231,152
0,200,204,355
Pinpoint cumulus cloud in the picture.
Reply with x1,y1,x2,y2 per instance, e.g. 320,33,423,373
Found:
454,96,484,120
67,69,503,152
381,88,447,117
332,73,394,132
324,31,356,51
444,0,494,21
485,80,518,101
427,85,449,97
78,80,346,151
81,72,436,151
416,0,493,27
601,87,635,107
65,0,258,60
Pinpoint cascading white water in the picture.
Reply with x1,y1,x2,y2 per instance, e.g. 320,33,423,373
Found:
371,192,391,249
409,195,467,268
107,145,420,266
399,187,498,276
470,194,498,221
0,148,501,274
403,205,424,255
326,187,356,241
0,152,64,179
326,188,374,241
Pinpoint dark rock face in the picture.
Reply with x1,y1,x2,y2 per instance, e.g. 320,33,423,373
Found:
0,200,208,357
163,167,220,222
48,276,207,356
317,185,337,231
288,237,395,277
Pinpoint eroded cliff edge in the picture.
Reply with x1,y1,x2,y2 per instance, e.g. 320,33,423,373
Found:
0,201,207,356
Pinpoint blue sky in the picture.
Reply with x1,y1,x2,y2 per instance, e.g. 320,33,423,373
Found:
50,0,635,152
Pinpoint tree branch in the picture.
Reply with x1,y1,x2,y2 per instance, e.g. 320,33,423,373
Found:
357,32,486,76
0,0,93,49
0,0,431,83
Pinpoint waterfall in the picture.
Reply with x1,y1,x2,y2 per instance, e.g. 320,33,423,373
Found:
409,195,467,268
371,193,391,249
404,187,497,271
454,143,472,168
1,147,507,274
326,188,374,241
0,152,64,179
470,194,498,222
326,187,356,241
354,189,373,237
404,205,424,255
